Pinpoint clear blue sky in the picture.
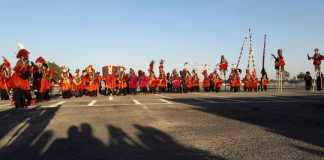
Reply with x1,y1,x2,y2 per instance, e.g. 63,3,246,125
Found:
1,0,323,78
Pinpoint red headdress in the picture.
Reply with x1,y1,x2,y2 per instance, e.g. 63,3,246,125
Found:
35,56,46,64
16,49,30,58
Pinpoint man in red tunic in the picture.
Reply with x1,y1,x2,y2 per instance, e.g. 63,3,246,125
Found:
212,70,223,92
272,49,285,92
73,69,83,97
202,67,210,92
158,60,167,92
117,67,127,96
191,69,199,92
128,68,138,95
0,57,11,100
148,61,158,93
9,46,33,108
60,66,72,98
85,65,98,96
104,65,117,96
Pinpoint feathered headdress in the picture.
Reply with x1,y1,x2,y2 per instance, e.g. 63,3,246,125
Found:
2,57,10,68
148,60,154,73
16,42,30,58
35,56,46,64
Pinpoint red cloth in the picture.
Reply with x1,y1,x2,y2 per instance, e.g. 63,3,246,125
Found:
172,77,181,88
128,74,138,89
117,77,127,89
278,57,285,67
105,75,116,89
219,63,228,71
40,78,50,93
149,76,158,88
139,75,148,88
214,79,223,88
158,78,167,88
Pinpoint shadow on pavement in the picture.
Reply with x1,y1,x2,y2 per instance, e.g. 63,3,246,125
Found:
168,95,324,152
0,120,226,159
0,107,60,159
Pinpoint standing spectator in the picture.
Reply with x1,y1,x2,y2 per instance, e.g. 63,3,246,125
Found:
304,71,312,90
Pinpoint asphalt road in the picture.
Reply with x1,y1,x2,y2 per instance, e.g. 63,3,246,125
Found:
0,89,323,160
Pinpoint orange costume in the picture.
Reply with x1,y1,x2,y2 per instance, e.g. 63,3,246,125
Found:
148,61,158,93
213,72,223,91
191,70,199,92
9,50,31,91
0,57,11,100
158,60,167,92
229,69,241,92
202,69,210,91
10,47,33,108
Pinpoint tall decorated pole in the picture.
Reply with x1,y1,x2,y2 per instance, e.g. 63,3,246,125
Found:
260,34,267,90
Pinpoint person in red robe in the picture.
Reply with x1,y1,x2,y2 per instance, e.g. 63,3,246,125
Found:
9,46,33,108
172,69,181,93
272,49,285,92
202,68,210,92
0,57,11,100
60,66,72,98
250,70,258,92
117,67,127,96
73,69,83,97
307,48,323,73
148,61,158,93
128,68,138,95
229,68,241,92
138,70,148,94
191,69,199,92
158,60,167,92
34,56,52,101
213,70,223,92
243,69,252,92
85,65,98,97
104,65,117,96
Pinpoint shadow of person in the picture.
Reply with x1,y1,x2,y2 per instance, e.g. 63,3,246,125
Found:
42,123,107,160
133,124,226,160
0,107,59,160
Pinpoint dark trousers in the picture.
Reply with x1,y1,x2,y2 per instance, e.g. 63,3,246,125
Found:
13,89,31,108
0,89,9,100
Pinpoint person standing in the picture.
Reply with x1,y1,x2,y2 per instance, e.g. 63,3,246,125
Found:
9,46,33,108
0,57,11,100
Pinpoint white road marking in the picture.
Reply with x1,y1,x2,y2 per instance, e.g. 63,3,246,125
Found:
142,105,149,110
159,98,173,104
155,94,173,99
47,101,66,108
88,100,97,106
132,99,141,105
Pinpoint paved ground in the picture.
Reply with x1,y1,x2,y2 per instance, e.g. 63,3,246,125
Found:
0,89,323,160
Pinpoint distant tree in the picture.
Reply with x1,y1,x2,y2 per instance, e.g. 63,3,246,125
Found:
47,61,61,82
297,72,305,80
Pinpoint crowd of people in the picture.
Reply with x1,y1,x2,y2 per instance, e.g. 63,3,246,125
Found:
3,43,317,109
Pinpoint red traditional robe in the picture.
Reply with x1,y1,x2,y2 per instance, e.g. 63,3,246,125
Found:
9,60,31,90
